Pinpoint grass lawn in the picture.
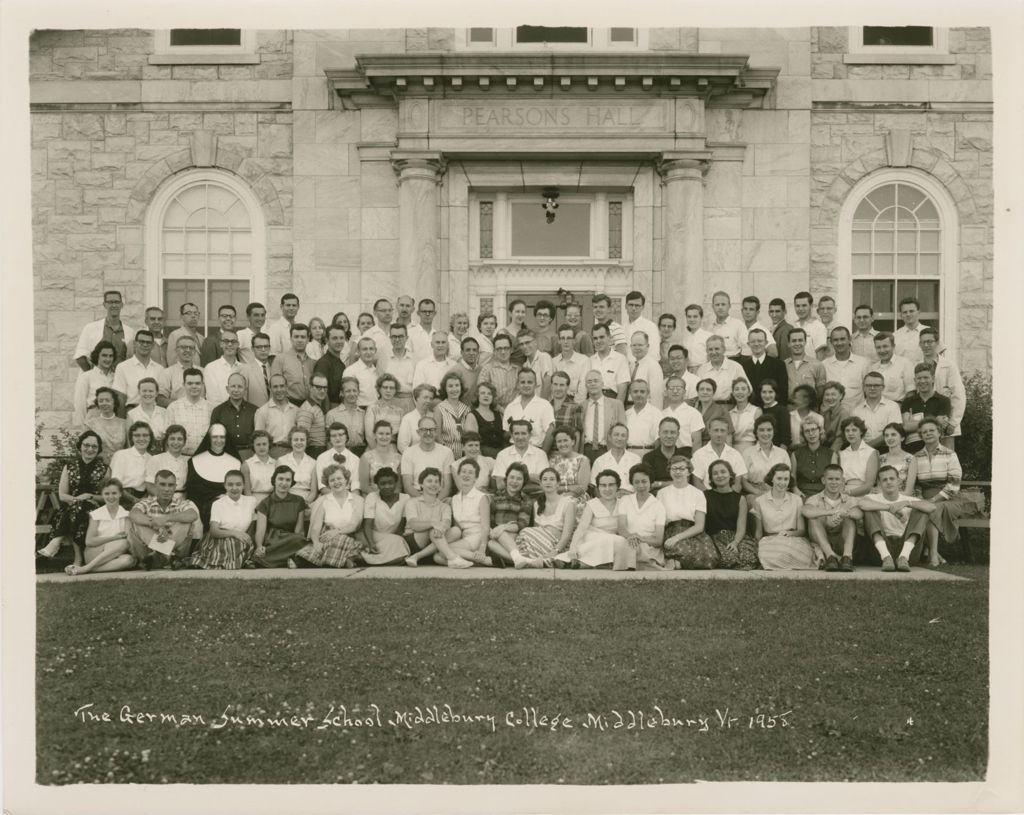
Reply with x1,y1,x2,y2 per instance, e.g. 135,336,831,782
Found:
37,568,989,784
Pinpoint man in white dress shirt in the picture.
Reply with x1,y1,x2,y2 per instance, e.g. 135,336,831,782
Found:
696,336,749,403
236,302,267,364
681,304,712,372
625,331,665,409
361,298,394,357
590,423,641,496
793,291,828,356
852,371,904,450
347,337,381,408
623,290,659,363
383,323,416,408
624,380,662,450
552,325,590,403
113,329,164,412
267,293,301,356
894,296,927,364
660,375,705,453
503,369,554,449
74,290,136,370
868,332,915,403
690,417,747,491
494,419,549,494
518,329,554,399
708,291,747,359
850,304,879,362
407,298,439,363
203,328,246,405
589,323,629,400
822,326,869,409
412,330,453,390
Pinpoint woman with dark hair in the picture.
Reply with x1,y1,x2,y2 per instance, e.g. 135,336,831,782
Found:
434,370,470,458
253,464,307,568
329,311,356,363
109,421,154,504
820,381,850,452
704,459,759,569
727,378,760,454
878,421,917,495
753,463,816,570
359,420,402,492
363,374,404,447
191,469,259,570
36,430,109,560
296,464,366,568
465,381,506,458
789,384,823,447
834,415,878,497
65,477,136,575
73,340,117,427
403,467,456,567
556,468,633,570
694,378,733,446
443,458,493,568
357,467,411,564
789,415,831,499
741,414,790,499
757,379,791,448
278,426,318,504
185,423,241,531
659,455,719,569
85,387,127,463
241,429,277,500
619,465,667,570
486,461,533,566
512,466,575,567
548,425,591,518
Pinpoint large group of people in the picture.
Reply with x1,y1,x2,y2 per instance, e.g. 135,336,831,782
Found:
39,287,973,576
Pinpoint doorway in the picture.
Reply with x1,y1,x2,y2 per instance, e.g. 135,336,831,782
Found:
507,291,595,333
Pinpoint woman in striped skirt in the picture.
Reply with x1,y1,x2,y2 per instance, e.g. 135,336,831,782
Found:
191,470,259,569
513,467,576,567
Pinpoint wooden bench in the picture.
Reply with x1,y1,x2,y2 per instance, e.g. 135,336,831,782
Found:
956,481,991,529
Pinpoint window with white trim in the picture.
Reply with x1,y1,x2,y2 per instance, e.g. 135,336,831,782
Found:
146,170,265,333
847,26,948,56
153,29,256,57
457,27,644,50
470,192,633,261
851,182,941,333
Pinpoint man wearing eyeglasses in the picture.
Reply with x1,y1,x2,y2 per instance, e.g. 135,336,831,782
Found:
113,329,165,414
200,304,238,366
296,373,331,458
242,332,273,407
407,298,438,363
852,371,903,451
166,303,204,368
74,290,136,371
202,328,246,405
400,416,455,496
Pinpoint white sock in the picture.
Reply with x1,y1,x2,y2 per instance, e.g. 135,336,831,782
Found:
900,539,916,560
874,538,890,559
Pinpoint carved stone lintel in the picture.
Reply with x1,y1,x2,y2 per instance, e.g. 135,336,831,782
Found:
885,129,913,168
191,130,218,168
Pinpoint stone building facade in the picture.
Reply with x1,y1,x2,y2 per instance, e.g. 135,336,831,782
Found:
30,26,993,431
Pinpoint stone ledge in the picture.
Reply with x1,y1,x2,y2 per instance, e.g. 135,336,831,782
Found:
843,54,957,65
149,54,260,65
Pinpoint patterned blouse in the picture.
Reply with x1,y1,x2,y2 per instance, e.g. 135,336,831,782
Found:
914,444,962,496
490,489,533,532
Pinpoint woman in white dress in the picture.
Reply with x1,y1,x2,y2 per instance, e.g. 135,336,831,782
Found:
279,426,318,505
834,416,879,497
557,469,634,570
109,421,154,505
728,378,761,454
191,469,259,569
618,465,667,570
359,420,402,493
442,459,493,568
64,478,135,575
754,463,817,570
242,430,278,499
512,467,575,568
878,421,917,495
741,415,791,499
126,377,168,448
72,340,117,427
296,464,366,568
357,467,411,564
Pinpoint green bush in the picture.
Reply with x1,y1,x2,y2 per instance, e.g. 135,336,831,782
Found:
35,412,80,489
958,371,992,481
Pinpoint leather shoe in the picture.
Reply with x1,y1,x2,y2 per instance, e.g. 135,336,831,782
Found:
839,555,854,572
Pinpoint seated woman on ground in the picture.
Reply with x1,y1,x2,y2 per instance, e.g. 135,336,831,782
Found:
878,421,917,496
357,467,412,565
555,469,634,570
109,420,154,506
403,467,457,567
658,455,719,570
37,429,108,561
741,415,790,500
295,464,367,569
65,478,136,576
703,459,759,569
191,469,259,570
834,416,879,498
441,458,494,568
548,425,591,517
511,466,576,568
618,464,667,570
253,465,307,569
485,462,534,566
753,463,818,571
449,431,495,495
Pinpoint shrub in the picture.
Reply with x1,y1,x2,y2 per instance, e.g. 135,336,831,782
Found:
958,371,992,481
35,412,80,489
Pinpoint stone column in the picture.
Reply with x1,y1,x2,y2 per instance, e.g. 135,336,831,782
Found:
658,152,711,308
391,150,446,299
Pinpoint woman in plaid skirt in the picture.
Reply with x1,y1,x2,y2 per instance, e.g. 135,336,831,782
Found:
296,464,366,568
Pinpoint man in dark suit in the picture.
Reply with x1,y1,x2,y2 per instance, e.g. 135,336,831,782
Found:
739,328,789,407
199,304,238,366
768,298,794,363
576,369,626,463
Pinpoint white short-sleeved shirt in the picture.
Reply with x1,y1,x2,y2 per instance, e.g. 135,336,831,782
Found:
623,317,660,362
742,444,790,487
681,327,713,369
620,493,667,538
88,505,130,540
315,448,361,494
503,396,555,447
110,447,150,490
400,444,456,490
690,442,748,486
146,452,189,492
320,492,364,533
346,359,380,408
494,445,549,479
707,316,748,358
625,403,663,448
279,452,317,498
210,494,259,531
126,405,169,442
852,398,903,442
662,402,706,444
589,351,630,393
244,455,278,495
113,356,165,405
864,491,915,537
590,449,642,493
363,491,409,534
657,483,707,522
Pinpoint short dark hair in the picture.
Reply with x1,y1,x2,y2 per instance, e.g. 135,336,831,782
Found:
626,290,645,305
182,367,204,382
246,302,266,316
534,300,556,318
742,295,761,309
218,304,237,316
854,303,874,315
280,293,299,306
290,323,310,337
134,329,154,343
794,291,813,306
592,294,611,308
659,313,677,328
898,296,920,310
768,298,786,310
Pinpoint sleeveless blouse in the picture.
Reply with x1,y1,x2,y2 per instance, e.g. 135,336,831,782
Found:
471,408,506,451
452,488,486,536
704,489,743,536
244,455,278,496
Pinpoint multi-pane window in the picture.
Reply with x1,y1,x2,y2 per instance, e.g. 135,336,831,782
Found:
851,182,941,333
169,29,242,47
862,26,934,47
848,26,947,56
458,28,641,50
516,26,589,44
160,182,254,332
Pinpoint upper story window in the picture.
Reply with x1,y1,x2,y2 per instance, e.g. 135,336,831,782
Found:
846,26,950,63
457,27,644,50
151,29,257,63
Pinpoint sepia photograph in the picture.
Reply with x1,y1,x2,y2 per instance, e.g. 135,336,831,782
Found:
3,0,1022,812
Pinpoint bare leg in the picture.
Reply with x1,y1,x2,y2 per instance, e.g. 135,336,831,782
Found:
406,531,437,565
38,535,67,558
807,518,838,559
487,534,514,563
69,541,134,574
840,517,857,558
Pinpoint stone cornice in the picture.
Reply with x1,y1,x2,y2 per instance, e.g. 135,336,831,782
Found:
327,53,778,110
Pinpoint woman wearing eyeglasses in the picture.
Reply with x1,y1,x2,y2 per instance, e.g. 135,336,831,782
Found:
36,430,109,562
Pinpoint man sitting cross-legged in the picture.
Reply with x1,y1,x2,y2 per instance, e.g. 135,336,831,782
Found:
858,465,937,573
801,463,863,573
126,469,200,570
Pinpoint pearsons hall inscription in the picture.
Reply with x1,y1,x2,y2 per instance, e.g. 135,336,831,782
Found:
431,100,676,135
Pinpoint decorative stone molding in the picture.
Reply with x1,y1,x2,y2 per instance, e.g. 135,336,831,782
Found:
656,151,713,183
391,151,447,184
884,129,913,167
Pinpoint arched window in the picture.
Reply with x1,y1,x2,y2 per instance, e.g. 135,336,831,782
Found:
838,169,959,352
145,169,265,333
